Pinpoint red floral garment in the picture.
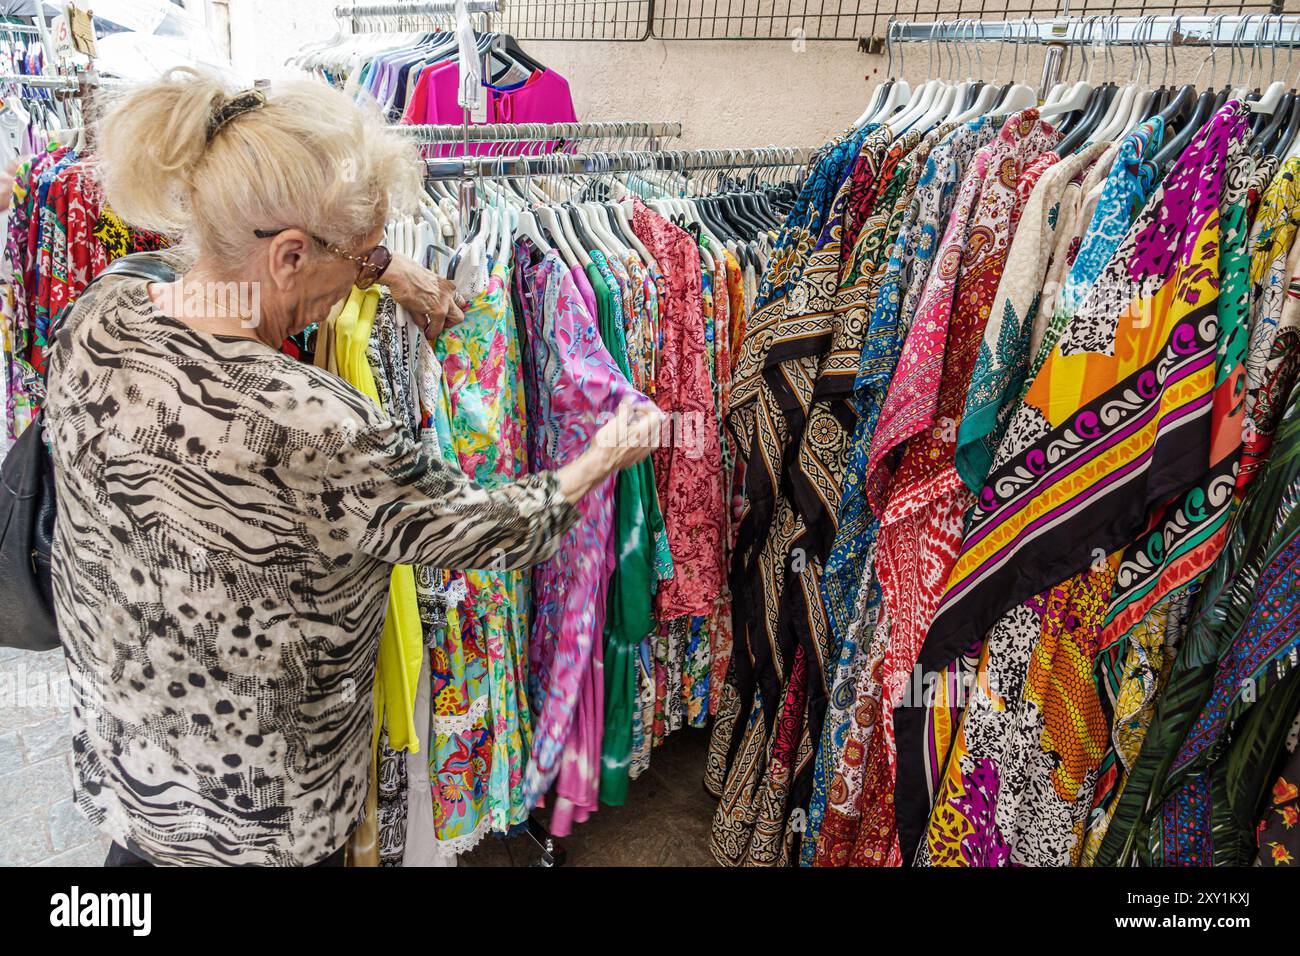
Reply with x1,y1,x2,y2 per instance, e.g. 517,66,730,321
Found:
49,162,108,319
630,200,726,619
847,112,1059,866
1256,745,1300,866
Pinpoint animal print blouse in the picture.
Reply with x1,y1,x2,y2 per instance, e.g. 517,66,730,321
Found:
44,277,579,866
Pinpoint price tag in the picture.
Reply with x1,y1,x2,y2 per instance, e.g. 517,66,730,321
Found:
470,93,488,124
51,12,78,64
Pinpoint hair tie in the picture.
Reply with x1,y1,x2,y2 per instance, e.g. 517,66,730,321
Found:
206,89,267,143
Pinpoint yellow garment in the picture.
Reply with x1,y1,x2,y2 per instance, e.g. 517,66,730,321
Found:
333,286,423,754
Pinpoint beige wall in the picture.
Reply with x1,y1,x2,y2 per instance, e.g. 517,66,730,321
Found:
227,1,1253,150
522,38,872,147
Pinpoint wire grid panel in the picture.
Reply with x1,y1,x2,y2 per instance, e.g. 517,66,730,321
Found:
650,0,1297,41
503,0,652,38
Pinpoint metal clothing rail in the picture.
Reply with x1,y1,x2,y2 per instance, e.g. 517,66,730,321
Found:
402,120,684,143
0,73,77,89
335,1,502,20
426,146,814,180
881,14,1300,102
0,72,125,90
883,13,1300,47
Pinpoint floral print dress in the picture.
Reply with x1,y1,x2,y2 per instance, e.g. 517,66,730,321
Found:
424,256,534,852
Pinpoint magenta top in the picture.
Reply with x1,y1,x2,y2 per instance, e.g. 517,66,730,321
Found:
402,64,577,156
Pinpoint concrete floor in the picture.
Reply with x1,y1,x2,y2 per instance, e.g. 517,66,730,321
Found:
462,728,719,867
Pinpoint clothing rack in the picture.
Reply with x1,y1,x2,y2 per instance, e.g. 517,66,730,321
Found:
0,71,125,89
881,14,1300,102
0,73,78,89
335,0,502,26
425,145,814,180
402,120,684,145
883,13,1300,47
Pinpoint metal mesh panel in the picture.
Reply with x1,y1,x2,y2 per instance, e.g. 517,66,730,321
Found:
653,0,1296,41
500,0,1299,42
503,0,652,38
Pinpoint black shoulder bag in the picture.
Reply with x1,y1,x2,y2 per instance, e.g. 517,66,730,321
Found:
0,253,178,651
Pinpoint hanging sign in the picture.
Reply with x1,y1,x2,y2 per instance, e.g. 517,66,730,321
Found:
67,5,99,59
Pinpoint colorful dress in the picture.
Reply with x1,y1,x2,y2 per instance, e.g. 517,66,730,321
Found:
908,104,1248,865
517,248,645,819
1096,375,1300,866
709,122,893,867
841,112,1058,867
630,201,724,621
810,118,994,866
423,257,534,851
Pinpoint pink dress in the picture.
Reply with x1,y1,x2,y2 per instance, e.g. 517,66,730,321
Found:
516,248,646,825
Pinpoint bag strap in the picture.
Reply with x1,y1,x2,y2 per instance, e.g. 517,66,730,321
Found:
93,252,178,287
48,253,179,347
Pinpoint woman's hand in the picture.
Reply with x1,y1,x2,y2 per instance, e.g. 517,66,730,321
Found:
558,399,664,505
0,160,19,214
383,253,466,342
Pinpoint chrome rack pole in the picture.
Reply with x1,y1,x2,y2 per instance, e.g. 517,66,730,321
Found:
0,73,81,90
424,147,815,181
402,121,685,144
334,0,501,25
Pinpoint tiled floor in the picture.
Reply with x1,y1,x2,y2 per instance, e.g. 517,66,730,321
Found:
0,646,110,867
0,643,718,868
462,727,719,867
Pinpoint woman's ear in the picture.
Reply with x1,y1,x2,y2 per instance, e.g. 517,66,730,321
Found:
266,229,313,291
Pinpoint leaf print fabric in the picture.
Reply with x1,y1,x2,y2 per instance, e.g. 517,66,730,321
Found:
1094,375,1300,867
955,141,1110,493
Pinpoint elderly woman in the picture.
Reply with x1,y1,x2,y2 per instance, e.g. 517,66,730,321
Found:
44,69,660,867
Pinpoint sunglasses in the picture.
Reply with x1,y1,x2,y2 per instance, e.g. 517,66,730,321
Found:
253,228,393,289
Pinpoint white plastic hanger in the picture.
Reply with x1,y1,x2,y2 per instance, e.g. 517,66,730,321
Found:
556,204,592,268
536,205,578,267
1243,16,1286,114
514,203,552,252
613,196,657,271
855,21,910,127
941,20,981,123
899,28,959,135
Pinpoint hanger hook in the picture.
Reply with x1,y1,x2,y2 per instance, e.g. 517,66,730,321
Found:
1146,15,1158,86
1164,14,1179,88
1128,15,1139,84
1227,14,1245,88
930,19,941,79
1274,13,1283,80
885,19,894,78
1194,15,1224,90
1008,19,1020,83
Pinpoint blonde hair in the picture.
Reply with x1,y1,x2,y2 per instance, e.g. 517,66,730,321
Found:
95,67,421,267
